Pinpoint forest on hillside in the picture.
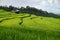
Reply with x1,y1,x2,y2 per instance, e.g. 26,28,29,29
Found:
0,5,60,18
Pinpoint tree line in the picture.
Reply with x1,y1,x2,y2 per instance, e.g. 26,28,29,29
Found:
0,5,60,18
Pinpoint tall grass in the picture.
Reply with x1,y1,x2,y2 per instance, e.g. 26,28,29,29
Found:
0,26,60,40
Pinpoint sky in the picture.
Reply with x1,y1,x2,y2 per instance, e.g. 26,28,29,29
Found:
0,0,60,14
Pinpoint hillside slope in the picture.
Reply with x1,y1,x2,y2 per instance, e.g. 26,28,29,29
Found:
0,10,60,40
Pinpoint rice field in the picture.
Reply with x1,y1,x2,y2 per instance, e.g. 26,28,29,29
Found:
0,10,60,40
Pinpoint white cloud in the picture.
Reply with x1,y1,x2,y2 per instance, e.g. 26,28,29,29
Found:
48,0,53,4
31,0,40,2
40,0,46,6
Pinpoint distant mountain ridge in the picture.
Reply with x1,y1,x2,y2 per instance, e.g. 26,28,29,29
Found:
0,5,60,18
